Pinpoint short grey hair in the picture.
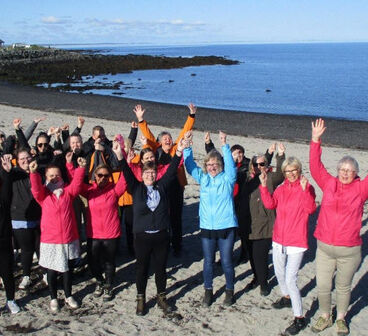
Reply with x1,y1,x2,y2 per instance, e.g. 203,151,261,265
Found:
157,131,172,143
337,156,359,174
203,149,224,173
281,157,302,175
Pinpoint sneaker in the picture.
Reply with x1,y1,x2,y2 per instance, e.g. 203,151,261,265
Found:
202,289,213,308
65,296,79,309
94,282,104,298
311,315,332,333
156,292,172,314
19,276,31,289
336,319,349,335
42,273,48,286
285,317,306,335
223,289,235,306
102,288,113,302
136,294,146,316
6,300,20,314
272,296,292,309
50,299,59,312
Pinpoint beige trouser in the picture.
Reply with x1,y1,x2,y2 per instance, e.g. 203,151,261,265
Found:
316,240,361,316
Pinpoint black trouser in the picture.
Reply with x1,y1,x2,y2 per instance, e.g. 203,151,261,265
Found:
13,227,40,276
87,237,119,288
168,180,184,252
73,196,87,243
246,238,272,288
47,261,74,299
134,230,169,295
120,205,134,254
0,246,15,300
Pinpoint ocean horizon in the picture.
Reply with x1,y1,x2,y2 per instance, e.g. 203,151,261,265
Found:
58,42,368,121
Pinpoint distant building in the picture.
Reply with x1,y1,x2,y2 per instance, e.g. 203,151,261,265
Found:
12,43,31,48
0,39,4,47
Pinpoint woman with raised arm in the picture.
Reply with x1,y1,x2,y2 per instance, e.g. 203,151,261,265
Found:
119,137,186,316
184,131,238,307
0,154,20,314
237,143,285,296
259,158,316,335
30,156,86,313
309,119,368,335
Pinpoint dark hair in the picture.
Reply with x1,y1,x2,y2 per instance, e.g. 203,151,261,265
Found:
45,164,61,174
139,148,155,162
141,161,157,174
35,132,50,146
94,164,112,176
92,126,105,134
230,144,245,154
15,147,31,160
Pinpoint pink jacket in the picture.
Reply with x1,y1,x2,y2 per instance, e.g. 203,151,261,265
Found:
30,167,85,244
80,174,127,239
310,140,368,246
260,179,316,248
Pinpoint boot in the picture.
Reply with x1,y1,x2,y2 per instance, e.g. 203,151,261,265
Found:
157,292,172,314
223,289,234,306
136,294,146,316
202,288,213,308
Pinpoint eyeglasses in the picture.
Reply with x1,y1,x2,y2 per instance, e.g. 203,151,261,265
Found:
142,171,156,175
254,162,266,167
206,163,218,168
339,168,356,175
96,173,110,178
37,143,49,148
284,169,298,174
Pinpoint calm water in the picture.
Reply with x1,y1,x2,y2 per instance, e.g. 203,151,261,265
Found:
63,43,368,121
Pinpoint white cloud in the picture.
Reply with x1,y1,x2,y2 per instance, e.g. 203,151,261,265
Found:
42,16,69,24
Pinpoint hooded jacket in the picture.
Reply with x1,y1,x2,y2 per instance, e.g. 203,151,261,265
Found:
259,178,316,248
184,144,238,230
30,167,85,244
310,140,368,246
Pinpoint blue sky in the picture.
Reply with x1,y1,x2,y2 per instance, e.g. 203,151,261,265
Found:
1,0,368,45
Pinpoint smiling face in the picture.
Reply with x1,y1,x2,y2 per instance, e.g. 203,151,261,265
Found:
17,151,32,172
45,167,62,184
95,167,110,188
160,134,173,153
36,136,50,153
142,168,157,186
206,158,221,177
284,164,301,183
141,151,155,164
70,135,82,153
338,162,357,185
253,156,268,175
232,149,244,163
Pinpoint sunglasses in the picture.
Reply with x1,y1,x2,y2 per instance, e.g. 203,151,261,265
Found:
37,142,49,148
254,162,266,167
97,173,110,178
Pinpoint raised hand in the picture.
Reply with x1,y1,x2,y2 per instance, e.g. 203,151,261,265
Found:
13,118,21,130
139,135,147,147
77,157,87,167
131,121,138,128
312,118,326,142
184,130,193,147
65,151,73,163
259,171,268,186
204,131,211,144
53,150,62,156
77,116,85,128
268,143,276,154
219,131,227,146
188,103,197,115
34,116,46,124
127,148,135,164
112,140,123,160
277,143,285,156
177,138,186,153
94,138,104,151
60,124,69,131
48,126,56,136
300,175,308,191
29,160,38,173
133,104,145,122
1,154,12,172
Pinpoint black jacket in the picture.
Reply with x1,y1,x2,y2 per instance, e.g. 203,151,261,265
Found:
120,154,181,234
0,168,12,249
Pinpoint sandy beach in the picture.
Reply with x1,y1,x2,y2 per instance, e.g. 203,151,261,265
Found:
0,98,368,335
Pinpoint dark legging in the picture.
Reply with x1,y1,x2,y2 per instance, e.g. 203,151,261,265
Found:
246,238,272,287
47,265,74,299
13,227,40,276
134,230,169,295
120,205,134,254
0,246,15,300
87,238,119,288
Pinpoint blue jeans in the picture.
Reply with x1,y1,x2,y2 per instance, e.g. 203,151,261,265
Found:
201,229,235,290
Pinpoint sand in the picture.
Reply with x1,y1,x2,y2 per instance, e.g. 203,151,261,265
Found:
0,103,367,336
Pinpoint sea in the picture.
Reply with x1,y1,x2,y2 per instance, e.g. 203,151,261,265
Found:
59,43,368,121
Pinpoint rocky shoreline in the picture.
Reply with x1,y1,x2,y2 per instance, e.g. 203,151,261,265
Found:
0,46,238,86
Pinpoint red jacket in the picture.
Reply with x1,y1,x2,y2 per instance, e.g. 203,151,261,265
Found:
128,162,169,182
30,167,85,244
80,174,127,239
260,179,316,248
310,140,368,246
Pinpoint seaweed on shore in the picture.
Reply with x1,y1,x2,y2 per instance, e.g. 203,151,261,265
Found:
0,48,239,87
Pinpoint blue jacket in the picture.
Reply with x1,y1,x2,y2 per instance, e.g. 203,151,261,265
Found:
184,145,238,230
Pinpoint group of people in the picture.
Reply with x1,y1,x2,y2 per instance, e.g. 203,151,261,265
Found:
0,105,366,336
